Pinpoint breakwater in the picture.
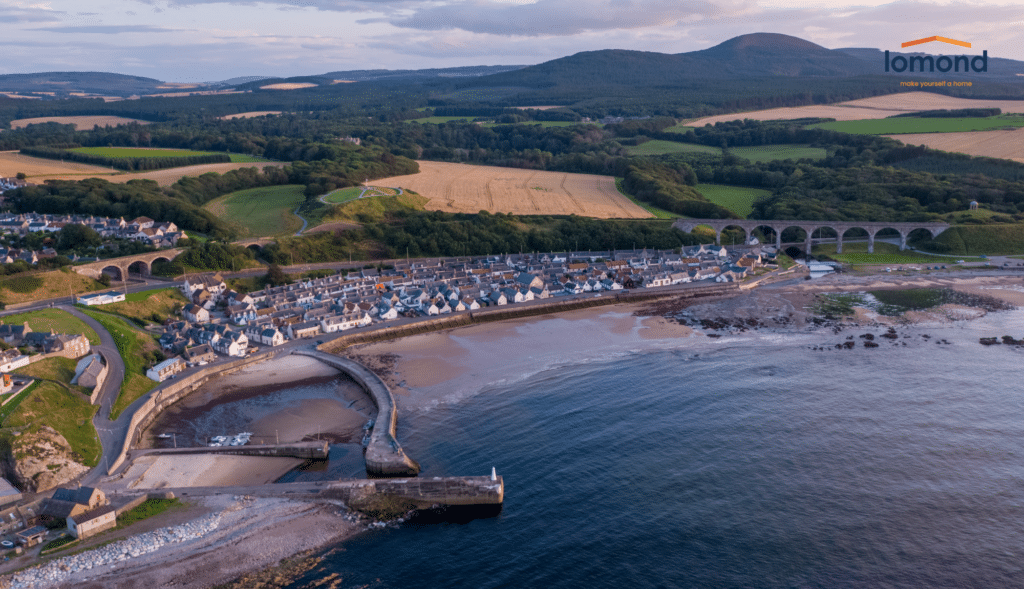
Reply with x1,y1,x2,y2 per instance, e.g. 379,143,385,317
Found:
293,350,420,477
139,440,330,460
321,284,738,352
321,475,504,517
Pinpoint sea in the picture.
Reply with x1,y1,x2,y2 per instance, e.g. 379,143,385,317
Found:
264,305,1024,589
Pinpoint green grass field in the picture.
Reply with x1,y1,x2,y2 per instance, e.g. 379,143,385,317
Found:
4,381,101,467
323,186,365,204
69,147,266,163
696,184,770,218
615,178,677,219
100,288,187,326
625,140,721,156
482,121,596,128
813,241,973,264
0,309,100,345
408,116,479,124
203,184,306,237
807,115,1024,135
663,123,696,134
730,144,826,162
81,309,158,419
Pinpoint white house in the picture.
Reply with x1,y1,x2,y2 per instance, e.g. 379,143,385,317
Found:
259,328,286,346
146,357,185,382
77,290,126,306
183,304,210,323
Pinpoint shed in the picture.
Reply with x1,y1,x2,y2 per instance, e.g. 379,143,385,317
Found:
16,525,47,547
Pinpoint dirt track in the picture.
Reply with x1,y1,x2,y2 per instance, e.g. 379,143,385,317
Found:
375,161,652,219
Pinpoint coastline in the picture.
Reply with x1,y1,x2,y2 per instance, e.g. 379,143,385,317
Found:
23,270,1024,589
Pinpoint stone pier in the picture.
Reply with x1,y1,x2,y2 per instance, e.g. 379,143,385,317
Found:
293,350,421,477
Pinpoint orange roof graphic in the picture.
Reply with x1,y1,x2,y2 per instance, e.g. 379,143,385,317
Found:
902,36,971,49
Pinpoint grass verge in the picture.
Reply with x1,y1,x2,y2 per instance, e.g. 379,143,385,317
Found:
116,498,183,529
0,269,106,307
813,241,975,265
80,309,158,419
99,288,187,326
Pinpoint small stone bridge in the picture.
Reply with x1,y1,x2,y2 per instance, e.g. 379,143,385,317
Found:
672,219,950,254
73,249,184,281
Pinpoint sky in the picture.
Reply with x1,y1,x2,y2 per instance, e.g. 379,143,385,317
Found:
1,0,1023,82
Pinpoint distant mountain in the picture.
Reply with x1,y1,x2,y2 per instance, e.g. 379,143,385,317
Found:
213,75,275,87
690,33,873,77
0,71,167,97
471,33,875,89
319,65,527,82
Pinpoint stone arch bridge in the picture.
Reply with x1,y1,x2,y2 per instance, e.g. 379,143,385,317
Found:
672,219,950,255
72,249,184,281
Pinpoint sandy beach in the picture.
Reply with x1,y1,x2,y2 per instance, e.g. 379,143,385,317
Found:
113,454,305,490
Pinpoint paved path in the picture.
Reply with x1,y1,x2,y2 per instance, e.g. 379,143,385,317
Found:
62,305,129,486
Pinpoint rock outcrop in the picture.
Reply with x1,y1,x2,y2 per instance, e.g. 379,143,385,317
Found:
7,426,89,492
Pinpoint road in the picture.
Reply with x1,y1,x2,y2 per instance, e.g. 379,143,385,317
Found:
62,305,129,486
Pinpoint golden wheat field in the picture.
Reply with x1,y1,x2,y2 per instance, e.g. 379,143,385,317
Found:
219,111,283,119
688,92,1024,126
260,83,317,90
0,152,284,186
0,151,117,179
9,115,151,130
375,161,652,219
885,128,1024,163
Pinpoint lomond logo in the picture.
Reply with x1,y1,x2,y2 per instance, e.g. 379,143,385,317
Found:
885,36,987,73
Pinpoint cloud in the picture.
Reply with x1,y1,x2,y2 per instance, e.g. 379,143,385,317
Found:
32,25,179,34
0,6,64,23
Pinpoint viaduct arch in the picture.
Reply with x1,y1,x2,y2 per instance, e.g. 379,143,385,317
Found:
72,249,184,281
672,219,950,255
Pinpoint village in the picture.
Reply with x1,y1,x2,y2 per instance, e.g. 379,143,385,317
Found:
0,213,184,251
147,244,781,380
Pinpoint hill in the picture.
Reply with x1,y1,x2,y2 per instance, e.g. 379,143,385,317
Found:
0,71,167,97
472,33,873,89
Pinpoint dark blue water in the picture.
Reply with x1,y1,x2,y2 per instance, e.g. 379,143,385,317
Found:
288,316,1024,589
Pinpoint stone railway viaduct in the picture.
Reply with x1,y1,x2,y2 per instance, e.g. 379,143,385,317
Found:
72,249,184,281
672,219,951,255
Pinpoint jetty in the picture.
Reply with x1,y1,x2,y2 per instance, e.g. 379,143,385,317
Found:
136,440,330,460
293,349,421,477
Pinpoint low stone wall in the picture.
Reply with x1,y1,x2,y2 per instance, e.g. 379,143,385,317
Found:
321,283,738,353
108,351,277,475
322,475,504,515
145,441,329,460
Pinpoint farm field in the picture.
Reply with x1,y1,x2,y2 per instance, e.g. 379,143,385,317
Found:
696,184,770,218
260,83,317,90
374,161,652,219
410,116,481,124
69,147,267,163
9,115,151,130
625,140,721,156
0,150,117,179
0,151,285,186
884,128,1024,163
730,144,826,162
809,115,1024,135
204,184,307,237
482,121,595,128
688,91,1024,126
219,111,282,119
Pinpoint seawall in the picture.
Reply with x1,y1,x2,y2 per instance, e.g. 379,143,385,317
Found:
141,441,330,460
320,284,738,352
293,350,420,477
108,350,278,475
321,475,504,517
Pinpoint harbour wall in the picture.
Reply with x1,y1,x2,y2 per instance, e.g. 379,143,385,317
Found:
293,350,420,477
108,350,278,475
141,441,330,460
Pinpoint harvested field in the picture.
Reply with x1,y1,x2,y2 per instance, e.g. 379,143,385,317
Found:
0,150,116,179
260,83,317,90
689,91,1024,126
9,115,150,130
0,151,285,185
375,161,652,219
120,162,286,186
219,111,282,119
884,128,1024,163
